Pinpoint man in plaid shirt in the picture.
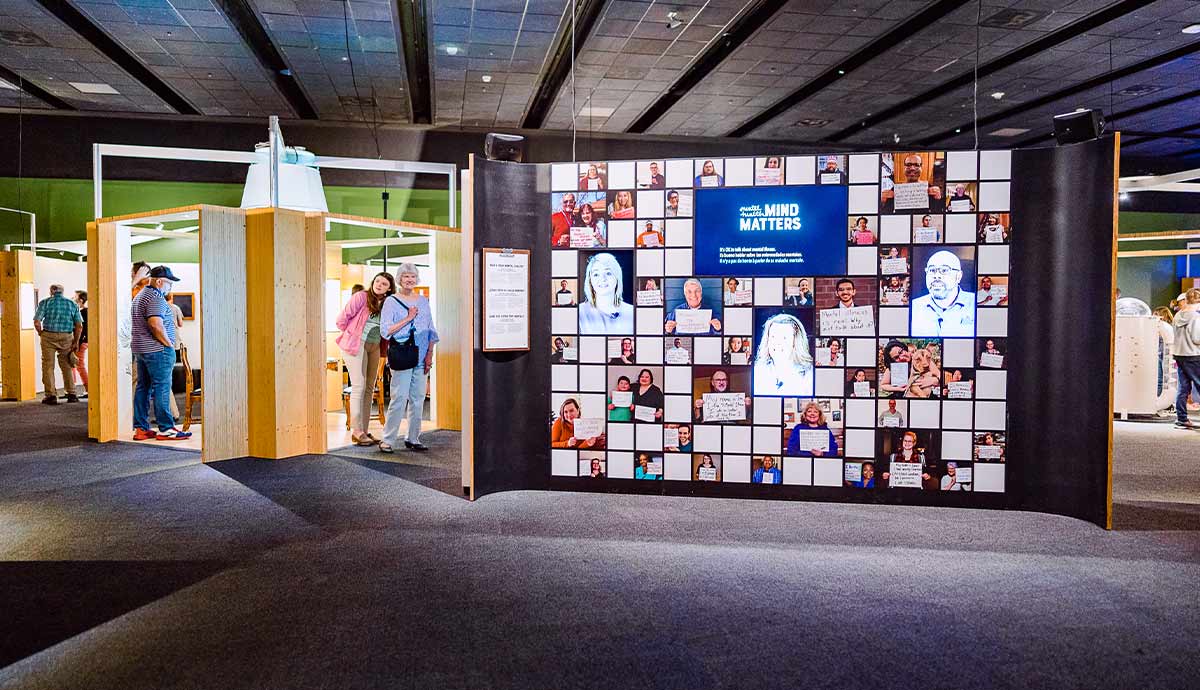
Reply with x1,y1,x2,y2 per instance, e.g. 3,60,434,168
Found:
33,284,83,404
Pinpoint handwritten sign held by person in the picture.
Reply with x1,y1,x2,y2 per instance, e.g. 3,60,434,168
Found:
702,392,747,422
819,305,874,337
797,429,830,453
675,309,713,334
893,182,930,210
889,461,923,488
572,418,604,439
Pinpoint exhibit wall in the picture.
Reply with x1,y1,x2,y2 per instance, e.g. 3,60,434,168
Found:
542,152,1011,501
470,140,1116,525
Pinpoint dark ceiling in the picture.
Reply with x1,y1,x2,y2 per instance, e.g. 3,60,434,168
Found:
1,0,1198,165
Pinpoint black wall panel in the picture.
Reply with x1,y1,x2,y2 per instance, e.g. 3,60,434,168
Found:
470,157,551,498
1008,136,1116,527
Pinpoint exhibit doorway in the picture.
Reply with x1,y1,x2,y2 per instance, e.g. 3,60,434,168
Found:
106,209,205,452
321,214,447,451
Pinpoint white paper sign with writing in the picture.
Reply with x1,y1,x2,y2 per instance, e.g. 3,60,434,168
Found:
729,352,749,366
797,429,830,453
893,182,930,210
914,227,939,243
821,173,841,185
759,470,777,484
853,381,872,398
785,285,801,296
756,168,783,185
702,392,746,422
563,347,578,361
881,415,901,427
977,445,1002,460
569,226,598,248
700,175,720,187
889,461,923,488
883,290,906,306
881,258,909,275
665,347,690,364
646,461,663,475
731,289,753,305
611,391,633,407
483,250,529,350
636,290,663,306
698,466,718,481
641,232,660,247
572,418,604,440
947,381,972,399
608,339,624,359
674,308,713,334
988,285,1008,301
676,193,693,216
819,306,875,337
890,362,910,386
557,292,573,305
844,463,862,483
950,198,972,212
979,352,1004,369
955,467,973,484
634,404,658,422
663,428,679,449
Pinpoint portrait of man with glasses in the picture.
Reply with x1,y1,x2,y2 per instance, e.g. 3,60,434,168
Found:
911,248,975,337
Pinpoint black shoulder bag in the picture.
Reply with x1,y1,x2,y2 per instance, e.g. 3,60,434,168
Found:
386,297,419,371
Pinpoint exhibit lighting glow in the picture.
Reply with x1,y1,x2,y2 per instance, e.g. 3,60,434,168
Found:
1183,23,1200,34
241,143,329,213
1119,192,1130,201
481,75,492,83
445,45,459,55
991,91,1004,99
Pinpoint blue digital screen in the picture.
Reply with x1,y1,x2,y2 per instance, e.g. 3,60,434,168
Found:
693,185,849,277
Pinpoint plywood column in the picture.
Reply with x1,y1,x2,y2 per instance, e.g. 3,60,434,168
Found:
0,249,36,401
244,209,327,459
325,244,343,412
198,206,250,462
434,233,462,431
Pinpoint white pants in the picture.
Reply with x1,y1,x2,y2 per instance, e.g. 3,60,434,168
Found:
343,345,380,435
383,366,427,445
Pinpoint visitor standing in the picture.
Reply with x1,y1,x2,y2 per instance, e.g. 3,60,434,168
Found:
32,284,82,404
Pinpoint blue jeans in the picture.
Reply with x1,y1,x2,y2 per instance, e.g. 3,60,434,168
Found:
134,348,176,432
383,366,427,445
1174,357,1200,423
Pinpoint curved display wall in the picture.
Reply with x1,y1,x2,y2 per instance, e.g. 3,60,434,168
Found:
469,138,1115,527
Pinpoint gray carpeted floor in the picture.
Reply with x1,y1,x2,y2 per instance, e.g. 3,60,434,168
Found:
0,402,1196,689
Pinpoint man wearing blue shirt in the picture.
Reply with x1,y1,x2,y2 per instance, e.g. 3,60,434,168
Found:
130,266,190,440
665,278,722,335
911,250,975,337
752,456,782,484
33,284,83,404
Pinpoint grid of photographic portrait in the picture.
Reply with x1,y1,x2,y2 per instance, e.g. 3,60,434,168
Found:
547,151,1012,493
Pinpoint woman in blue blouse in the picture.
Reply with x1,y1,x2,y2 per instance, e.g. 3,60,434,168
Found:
379,263,439,453
784,402,839,458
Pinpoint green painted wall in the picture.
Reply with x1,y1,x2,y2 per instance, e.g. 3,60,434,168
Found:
1116,212,1200,309
0,177,458,262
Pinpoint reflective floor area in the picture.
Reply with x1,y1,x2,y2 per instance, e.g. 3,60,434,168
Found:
0,402,1196,689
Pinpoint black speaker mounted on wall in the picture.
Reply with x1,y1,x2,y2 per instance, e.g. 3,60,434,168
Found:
1052,109,1105,146
484,133,525,162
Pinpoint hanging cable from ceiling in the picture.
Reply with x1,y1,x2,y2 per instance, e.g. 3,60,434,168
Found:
973,0,981,150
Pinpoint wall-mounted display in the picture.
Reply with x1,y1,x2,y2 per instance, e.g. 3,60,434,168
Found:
547,152,1011,495
482,248,530,352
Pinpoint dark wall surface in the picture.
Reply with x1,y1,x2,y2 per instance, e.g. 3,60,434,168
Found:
1008,136,1116,528
470,157,552,499
0,113,826,188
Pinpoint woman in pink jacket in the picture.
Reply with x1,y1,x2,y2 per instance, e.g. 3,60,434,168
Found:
336,272,395,445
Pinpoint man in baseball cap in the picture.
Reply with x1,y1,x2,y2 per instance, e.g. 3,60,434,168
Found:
131,265,190,441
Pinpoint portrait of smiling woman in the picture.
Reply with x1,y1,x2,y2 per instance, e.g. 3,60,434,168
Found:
578,252,634,335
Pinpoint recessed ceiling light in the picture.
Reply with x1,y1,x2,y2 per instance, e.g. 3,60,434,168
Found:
578,106,615,118
481,75,492,83
954,128,961,133
341,56,348,61
69,82,119,94
1182,23,1200,34
989,127,1030,137
837,69,845,75
991,91,1005,99
445,45,459,55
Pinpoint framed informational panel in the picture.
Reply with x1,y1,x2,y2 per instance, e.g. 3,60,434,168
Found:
482,247,531,352
545,152,1012,499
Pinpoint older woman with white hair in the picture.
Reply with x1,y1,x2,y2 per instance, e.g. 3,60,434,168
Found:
578,252,634,334
752,313,814,396
379,263,439,452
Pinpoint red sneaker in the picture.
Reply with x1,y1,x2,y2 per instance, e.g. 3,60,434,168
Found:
133,429,156,441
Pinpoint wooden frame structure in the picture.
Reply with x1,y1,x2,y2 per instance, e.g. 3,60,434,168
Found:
0,249,36,400
85,205,460,463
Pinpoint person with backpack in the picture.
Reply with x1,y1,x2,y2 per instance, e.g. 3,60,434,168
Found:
379,263,439,452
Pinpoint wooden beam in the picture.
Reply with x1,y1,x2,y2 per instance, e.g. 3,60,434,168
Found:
434,232,462,431
0,249,36,401
1117,249,1200,257
1106,132,1120,531
1116,229,1200,241
199,206,250,462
